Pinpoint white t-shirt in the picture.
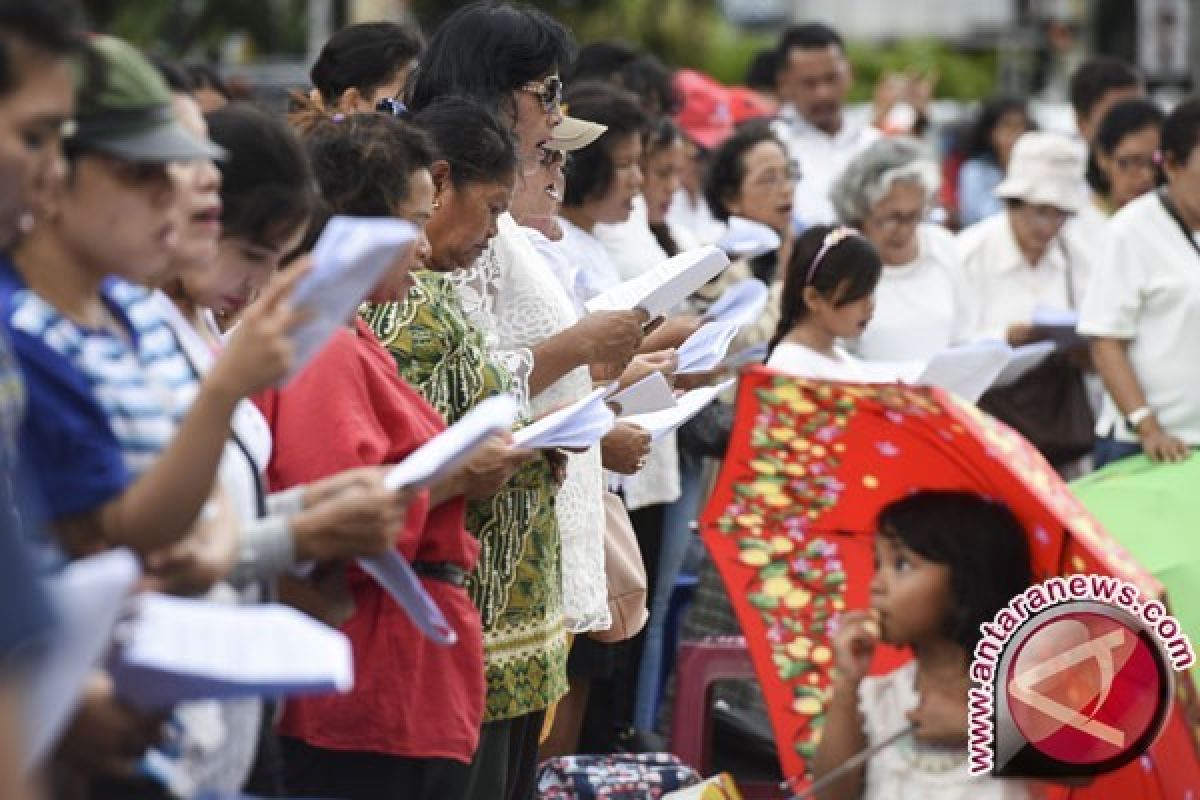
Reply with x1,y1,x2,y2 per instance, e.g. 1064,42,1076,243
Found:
773,104,881,227
666,187,725,247
859,661,1038,800
766,341,870,381
594,196,665,282
542,216,624,317
1078,191,1200,444
955,212,1092,342
850,224,974,361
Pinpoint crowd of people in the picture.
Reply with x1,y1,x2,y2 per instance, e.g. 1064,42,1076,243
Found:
0,1,1197,799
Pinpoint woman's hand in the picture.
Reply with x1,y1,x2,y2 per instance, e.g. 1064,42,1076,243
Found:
436,432,535,502
614,349,678,392
1138,418,1191,464
831,609,880,687
142,493,239,596
601,421,652,474
208,260,312,399
291,482,414,561
58,671,167,779
573,310,647,373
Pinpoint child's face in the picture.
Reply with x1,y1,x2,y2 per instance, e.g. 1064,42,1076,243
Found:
870,534,953,648
805,281,876,339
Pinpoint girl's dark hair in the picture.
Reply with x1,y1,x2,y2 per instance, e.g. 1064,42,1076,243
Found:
704,120,784,222
561,81,648,207
407,2,573,117
205,103,318,248
877,490,1033,653
645,116,683,256
410,97,517,189
310,21,423,106
1088,98,1164,195
303,112,436,217
1161,98,1200,171
965,95,1030,161
769,224,882,354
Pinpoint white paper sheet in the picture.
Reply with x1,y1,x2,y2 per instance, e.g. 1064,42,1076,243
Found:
622,379,736,441
23,549,141,769
607,372,677,417
716,216,782,259
913,340,1012,403
109,593,353,711
511,386,616,449
384,394,518,491
1031,304,1084,349
722,342,769,369
584,246,730,319
286,216,418,383
703,277,770,328
676,321,741,374
357,551,458,645
991,341,1058,389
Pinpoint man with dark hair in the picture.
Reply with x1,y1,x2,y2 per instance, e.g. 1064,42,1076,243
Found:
0,4,80,796
1068,56,1144,144
772,22,879,227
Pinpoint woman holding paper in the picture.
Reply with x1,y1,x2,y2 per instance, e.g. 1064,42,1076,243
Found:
830,136,974,362
262,109,528,799
362,98,570,800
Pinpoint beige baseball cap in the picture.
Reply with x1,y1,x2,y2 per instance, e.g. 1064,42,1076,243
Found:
995,131,1088,213
547,115,607,152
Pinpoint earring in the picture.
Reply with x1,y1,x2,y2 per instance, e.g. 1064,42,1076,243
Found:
433,199,441,210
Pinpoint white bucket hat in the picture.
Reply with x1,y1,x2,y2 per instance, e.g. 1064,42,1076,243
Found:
995,131,1089,213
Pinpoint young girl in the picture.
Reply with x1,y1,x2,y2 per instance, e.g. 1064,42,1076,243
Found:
766,224,881,381
812,490,1037,799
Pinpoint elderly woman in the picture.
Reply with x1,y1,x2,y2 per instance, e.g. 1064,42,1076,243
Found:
1080,99,1200,466
830,136,974,361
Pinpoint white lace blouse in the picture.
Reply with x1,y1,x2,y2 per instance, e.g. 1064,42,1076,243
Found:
451,213,611,633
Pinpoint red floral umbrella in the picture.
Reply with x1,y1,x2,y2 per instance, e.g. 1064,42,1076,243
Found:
698,367,1197,794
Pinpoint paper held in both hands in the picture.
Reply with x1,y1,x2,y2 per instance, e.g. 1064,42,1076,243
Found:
584,245,730,319
285,215,419,382
861,340,1057,403
512,386,617,449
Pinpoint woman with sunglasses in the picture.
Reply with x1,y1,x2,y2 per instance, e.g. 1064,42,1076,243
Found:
830,136,974,362
305,20,423,116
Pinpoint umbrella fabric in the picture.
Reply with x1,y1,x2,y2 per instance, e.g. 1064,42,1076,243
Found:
697,368,1168,789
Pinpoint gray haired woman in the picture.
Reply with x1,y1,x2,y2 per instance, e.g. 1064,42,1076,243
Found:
830,136,974,361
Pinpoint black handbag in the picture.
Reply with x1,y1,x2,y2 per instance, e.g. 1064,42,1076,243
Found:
978,237,1094,467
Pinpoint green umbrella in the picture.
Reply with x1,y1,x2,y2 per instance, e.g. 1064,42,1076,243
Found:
1071,454,1200,678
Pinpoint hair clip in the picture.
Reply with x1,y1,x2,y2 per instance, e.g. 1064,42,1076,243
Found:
805,226,858,285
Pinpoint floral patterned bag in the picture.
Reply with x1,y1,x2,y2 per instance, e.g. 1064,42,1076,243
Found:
536,753,702,799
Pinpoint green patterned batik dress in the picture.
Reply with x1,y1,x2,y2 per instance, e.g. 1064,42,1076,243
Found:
362,270,568,722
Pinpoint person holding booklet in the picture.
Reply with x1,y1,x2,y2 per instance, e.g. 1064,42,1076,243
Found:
260,109,517,800
361,98,566,800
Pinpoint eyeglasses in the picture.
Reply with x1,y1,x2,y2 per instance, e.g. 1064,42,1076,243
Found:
519,75,563,115
747,162,801,189
1113,153,1156,173
868,208,926,233
375,97,407,117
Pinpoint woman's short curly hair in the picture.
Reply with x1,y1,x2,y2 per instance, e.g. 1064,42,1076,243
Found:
829,136,939,226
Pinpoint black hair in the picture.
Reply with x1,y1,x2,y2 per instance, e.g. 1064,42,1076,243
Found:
205,103,318,249
744,47,778,92
776,23,845,63
1068,57,1141,120
876,490,1033,653
769,224,882,354
407,2,573,117
1088,98,1164,195
561,81,648,207
410,96,517,189
965,95,1031,162
703,120,783,222
570,42,679,116
1160,97,1200,171
310,21,423,107
151,56,195,94
304,112,436,218
0,0,79,96
187,63,230,100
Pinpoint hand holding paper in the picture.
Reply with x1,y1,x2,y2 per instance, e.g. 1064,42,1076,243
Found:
676,321,741,374
512,386,616,449
608,372,677,416
584,246,730,319
383,394,519,491
286,216,418,382
703,277,770,328
623,379,736,441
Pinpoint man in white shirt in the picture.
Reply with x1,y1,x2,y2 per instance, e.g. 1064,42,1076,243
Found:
771,23,879,228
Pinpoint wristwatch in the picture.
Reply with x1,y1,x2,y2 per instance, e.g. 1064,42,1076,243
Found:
1126,406,1154,431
